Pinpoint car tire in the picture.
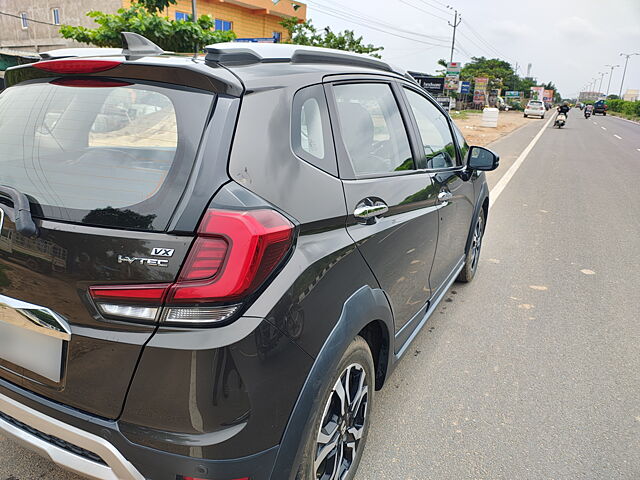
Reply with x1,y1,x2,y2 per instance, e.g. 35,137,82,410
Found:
296,336,374,480
541,115,545,119
457,208,486,283
603,112,606,116
523,114,527,118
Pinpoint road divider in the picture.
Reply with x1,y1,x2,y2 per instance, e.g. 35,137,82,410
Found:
489,114,555,211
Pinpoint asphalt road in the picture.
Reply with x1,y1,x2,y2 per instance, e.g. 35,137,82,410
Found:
1,111,639,479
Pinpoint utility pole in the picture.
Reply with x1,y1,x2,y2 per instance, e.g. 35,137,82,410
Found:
448,9,461,64
619,52,639,98
604,64,620,97
191,0,197,19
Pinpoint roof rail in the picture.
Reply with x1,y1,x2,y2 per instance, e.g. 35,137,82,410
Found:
40,32,164,60
204,42,409,77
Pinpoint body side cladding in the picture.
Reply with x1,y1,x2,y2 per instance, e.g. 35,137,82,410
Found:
269,285,393,480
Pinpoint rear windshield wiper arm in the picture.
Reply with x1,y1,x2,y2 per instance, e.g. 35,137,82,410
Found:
0,186,38,237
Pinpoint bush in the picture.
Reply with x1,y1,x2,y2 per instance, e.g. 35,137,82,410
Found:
606,99,640,119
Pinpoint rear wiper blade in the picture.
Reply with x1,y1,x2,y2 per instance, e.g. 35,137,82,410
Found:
0,185,38,237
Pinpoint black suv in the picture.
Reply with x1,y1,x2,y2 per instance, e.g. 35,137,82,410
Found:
0,34,497,480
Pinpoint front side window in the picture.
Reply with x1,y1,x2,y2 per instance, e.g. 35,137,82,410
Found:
20,12,28,29
334,83,413,176
215,19,232,31
404,88,457,169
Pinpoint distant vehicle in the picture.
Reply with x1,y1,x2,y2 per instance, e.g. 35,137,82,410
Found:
554,112,567,128
593,100,607,115
524,100,545,118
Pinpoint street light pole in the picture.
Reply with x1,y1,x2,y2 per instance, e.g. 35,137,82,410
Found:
605,64,620,97
619,53,639,98
598,71,607,97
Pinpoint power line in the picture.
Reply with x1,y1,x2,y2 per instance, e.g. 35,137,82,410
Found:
463,21,511,61
309,0,449,42
306,1,450,47
0,11,58,26
398,0,449,22
413,0,451,15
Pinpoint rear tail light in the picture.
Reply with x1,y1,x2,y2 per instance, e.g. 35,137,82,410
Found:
90,209,295,326
33,59,122,74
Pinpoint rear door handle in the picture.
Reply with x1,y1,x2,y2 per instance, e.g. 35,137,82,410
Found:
438,191,453,203
354,199,389,222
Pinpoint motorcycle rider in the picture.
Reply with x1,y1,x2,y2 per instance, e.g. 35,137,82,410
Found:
584,103,594,118
557,101,570,117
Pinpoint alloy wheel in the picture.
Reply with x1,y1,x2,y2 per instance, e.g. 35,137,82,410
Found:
314,363,369,480
470,214,484,271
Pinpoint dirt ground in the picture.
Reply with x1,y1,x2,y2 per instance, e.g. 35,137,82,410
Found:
452,110,542,146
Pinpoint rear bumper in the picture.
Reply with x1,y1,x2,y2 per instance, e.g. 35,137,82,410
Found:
0,390,143,480
0,383,281,480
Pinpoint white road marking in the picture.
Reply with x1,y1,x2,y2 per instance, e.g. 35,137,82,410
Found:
593,122,598,125
489,114,555,210
601,126,607,130
613,134,622,139
637,149,640,152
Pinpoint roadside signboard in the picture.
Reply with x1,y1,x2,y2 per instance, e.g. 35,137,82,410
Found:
435,96,452,111
505,91,520,98
473,77,489,104
530,86,544,101
411,75,444,94
444,74,460,91
446,62,462,75
543,89,554,104
460,81,471,94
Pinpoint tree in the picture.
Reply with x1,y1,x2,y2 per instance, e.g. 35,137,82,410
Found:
279,18,383,58
60,2,235,53
460,56,515,91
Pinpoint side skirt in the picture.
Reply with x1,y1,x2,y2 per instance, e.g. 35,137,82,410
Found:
394,256,465,358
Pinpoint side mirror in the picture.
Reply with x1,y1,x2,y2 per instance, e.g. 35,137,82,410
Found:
467,146,499,171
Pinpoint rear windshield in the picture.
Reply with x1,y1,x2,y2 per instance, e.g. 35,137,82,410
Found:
529,101,542,105
0,79,213,231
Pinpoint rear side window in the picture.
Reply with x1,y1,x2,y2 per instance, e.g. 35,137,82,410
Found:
0,79,213,231
291,84,336,176
333,83,413,176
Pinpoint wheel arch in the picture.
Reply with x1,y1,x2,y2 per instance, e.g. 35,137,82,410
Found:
269,285,393,480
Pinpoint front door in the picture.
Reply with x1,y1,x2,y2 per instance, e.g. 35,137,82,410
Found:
401,86,475,291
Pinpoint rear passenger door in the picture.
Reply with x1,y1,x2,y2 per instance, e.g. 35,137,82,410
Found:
325,78,440,341
400,85,475,293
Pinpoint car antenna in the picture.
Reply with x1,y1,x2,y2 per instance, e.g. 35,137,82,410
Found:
121,32,164,60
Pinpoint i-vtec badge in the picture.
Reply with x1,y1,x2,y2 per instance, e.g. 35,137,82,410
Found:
118,255,169,267
151,247,174,257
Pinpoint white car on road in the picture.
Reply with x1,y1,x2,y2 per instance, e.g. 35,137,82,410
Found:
524,100,545,118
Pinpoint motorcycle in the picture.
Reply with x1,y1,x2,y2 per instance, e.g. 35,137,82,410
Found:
584,109,591,119
554,112,567,128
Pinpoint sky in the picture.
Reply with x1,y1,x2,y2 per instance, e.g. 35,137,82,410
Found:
305,0,640,99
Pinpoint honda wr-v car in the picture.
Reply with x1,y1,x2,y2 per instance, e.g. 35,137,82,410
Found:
0,33,498,480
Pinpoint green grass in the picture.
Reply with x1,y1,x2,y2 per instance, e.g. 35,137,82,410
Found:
609,111,640,122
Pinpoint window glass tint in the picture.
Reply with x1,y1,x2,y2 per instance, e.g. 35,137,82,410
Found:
291,84,336,176
404,88,457,169
334,83,413,176
300,98,325,159
0,81,213,231
452,122,469,161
